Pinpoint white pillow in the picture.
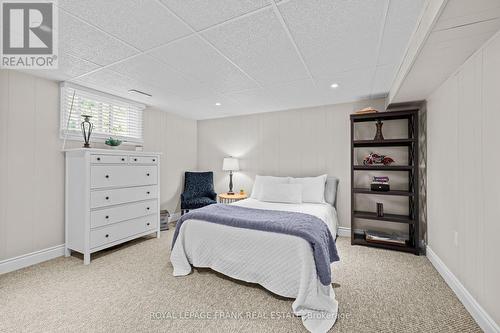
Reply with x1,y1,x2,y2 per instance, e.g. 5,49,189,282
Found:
259,183,302,204
250,175,289,199
290,174,327,203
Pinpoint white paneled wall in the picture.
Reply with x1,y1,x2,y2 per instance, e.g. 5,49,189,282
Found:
143,108,197,213
0,70,196,262
427,31,500,326
197,99,387,228
0,70,6,260
0,71,64,261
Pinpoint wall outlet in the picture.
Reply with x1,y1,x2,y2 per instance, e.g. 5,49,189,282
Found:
453,231,458,247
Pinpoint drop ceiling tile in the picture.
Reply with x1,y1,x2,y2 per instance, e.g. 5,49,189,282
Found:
278,0,386,78
21,53,100,81
377,0,425,66
72,69,190,108
223,88,280,114
106,54,215,100
315,67,375,105
371,64,397,97
56,53,101,77
201,8,310,86
60,12,138,66
266,79,328,111
161,95,243,119
72,69,150,97
58,0,191,51
148,35,258,93
161,0,272,31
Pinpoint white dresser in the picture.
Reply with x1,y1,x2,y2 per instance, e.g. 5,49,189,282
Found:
64,149,161,264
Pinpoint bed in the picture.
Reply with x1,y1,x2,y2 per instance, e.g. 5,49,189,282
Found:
170,176,339,333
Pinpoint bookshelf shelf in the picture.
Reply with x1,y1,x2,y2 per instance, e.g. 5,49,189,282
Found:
352,233,416,253
353,138,416,147
353,165,413,171
353,211,415,224
352,188,415,196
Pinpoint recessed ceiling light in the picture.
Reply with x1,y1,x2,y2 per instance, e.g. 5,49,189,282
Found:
330,83,339,89
215,102,221,106
128,89,152,97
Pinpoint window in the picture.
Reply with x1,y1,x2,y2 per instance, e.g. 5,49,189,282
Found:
60,83,145,144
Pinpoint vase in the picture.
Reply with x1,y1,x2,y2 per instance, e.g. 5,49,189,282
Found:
81,115,93,148
374,120,384,141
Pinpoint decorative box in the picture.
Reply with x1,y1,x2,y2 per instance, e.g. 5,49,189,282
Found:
371,182,390,192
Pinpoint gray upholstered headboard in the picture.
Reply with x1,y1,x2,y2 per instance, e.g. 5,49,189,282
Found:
324,176,339,208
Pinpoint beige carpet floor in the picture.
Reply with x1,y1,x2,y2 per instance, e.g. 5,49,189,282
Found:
0,229,481,333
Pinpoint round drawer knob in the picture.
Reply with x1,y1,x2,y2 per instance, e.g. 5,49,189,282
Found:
105,175,109,179
105,234,109,238
146,223,150,226
105,215,109,219
97,157,101,161
146,173,150,176
146,207,150,210
146,191,150,195
105,196,109,200
134,158,138,161
121,158,125,161
152,159,156,162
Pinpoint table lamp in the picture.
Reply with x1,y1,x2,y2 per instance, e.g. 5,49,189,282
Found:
222,157,239,195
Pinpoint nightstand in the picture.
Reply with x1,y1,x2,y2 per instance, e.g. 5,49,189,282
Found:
218,193,248,204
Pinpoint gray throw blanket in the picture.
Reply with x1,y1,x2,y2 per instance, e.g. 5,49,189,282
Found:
171,204,339,286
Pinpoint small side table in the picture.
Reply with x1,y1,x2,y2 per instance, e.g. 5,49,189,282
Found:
218,193,248,204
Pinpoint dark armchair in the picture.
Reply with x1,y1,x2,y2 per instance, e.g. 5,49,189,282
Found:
181,171,217,215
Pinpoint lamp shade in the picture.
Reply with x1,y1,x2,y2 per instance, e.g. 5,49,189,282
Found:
222,157,239,171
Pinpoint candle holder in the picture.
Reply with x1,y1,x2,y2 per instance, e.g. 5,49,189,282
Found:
376,203,384,217
81,115,93,148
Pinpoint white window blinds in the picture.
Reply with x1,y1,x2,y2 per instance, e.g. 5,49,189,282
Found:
60,83,145,144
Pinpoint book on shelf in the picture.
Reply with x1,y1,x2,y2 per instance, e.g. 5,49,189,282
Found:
364,230,407,246
354,107,379,114
373,176,389,182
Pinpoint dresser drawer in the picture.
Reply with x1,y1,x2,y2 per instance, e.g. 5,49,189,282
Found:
91,154,128,164
90,214,158,249
91,200,157,228
130,155,158,165
91,165,157,189
91,185,158,209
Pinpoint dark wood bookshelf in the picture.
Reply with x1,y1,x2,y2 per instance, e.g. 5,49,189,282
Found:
350,104,421,255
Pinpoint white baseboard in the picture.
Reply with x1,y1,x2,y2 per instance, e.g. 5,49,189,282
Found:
427,246,500,333
337,226,351,237
0,244,65,275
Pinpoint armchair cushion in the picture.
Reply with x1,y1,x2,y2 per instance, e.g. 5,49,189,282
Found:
181,196,217,210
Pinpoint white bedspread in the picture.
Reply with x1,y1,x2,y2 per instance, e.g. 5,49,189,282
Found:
170,198,339,333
